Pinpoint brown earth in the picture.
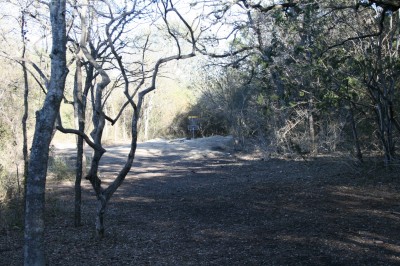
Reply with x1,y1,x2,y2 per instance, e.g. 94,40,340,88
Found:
1,136,400,265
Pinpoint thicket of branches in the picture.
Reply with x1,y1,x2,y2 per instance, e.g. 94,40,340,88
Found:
176,0,400,163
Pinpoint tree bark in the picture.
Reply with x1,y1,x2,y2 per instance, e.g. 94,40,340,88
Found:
67,1,197,236
21,10,29,194
349,103,363,162
73,57,84,227
308,98,317,155
24,1,67,265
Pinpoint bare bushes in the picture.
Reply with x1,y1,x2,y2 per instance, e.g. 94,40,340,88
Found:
47,146,75,181
0,166,24,230
134,86,196,141
0,120,25,230
171,69,266,146
178,66,365,158
47,157,74,181
0,166,22,230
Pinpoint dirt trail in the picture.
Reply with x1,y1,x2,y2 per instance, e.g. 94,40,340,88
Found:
2,136,400,265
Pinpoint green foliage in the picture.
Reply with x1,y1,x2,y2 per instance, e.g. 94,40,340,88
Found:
346,77,360,88
322,91,339,105
256,94,265,105
179,1,400,158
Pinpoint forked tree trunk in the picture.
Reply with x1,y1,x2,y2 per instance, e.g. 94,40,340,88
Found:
24,1,67,265
93,110,140,237
75,1,196,237
95,196,107,236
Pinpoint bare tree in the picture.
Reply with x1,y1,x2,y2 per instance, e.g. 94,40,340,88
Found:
56,0,197,236
24,0,68,264
20,3,31,186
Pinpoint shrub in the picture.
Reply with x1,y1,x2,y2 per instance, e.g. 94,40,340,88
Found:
48,155,74,181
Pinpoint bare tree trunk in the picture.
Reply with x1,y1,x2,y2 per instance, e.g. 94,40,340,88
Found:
71,2,96,228
24,1,67,265
21,10,29,193
308,98,317,155
80,11,110,235
65,1,197,237
143,93,153,140
123,113,127,140
74,134,83,227
112,104,118,142
73,57,84,227
349,103,363,162
375,97,395,165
